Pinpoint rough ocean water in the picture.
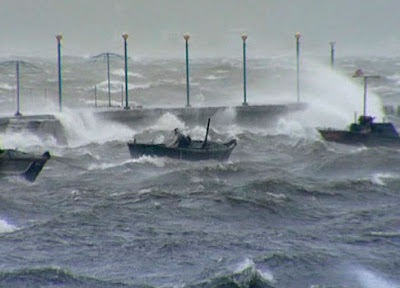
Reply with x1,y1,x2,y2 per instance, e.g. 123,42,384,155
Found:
0,54,399,288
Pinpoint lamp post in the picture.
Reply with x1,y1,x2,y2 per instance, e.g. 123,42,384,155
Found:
241,33,248,106
56,34,63,112
122,32,130,109
184,33,190,107
353,69,380,117
94,85,97,107
106,53,111,107
14,61,22,116
330,41,335,68
295,32,301,103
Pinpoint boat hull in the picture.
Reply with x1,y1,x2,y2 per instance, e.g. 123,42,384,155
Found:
0,150,51,181
318,129,400,147
127,140,236,161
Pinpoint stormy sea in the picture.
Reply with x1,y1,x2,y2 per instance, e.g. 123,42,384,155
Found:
0,54,399,288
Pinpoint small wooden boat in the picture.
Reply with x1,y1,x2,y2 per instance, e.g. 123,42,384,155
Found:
0,149,51,182
127,118,237,161
128,139,237,161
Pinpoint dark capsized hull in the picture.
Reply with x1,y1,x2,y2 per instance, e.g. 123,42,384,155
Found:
127,140,237,161
0,150,51,181
318,129,400,147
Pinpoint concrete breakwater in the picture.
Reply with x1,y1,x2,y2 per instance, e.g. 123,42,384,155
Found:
96,103,307,128
0,103,307,144
0,114,68,144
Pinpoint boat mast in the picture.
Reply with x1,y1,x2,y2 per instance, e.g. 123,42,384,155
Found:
202,118,211,149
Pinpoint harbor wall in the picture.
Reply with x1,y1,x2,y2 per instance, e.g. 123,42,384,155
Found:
0,114,67,144
0,103,307,144
96,103,307,128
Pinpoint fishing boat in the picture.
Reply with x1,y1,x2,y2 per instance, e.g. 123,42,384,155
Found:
318,115,400,147
127,119,237,161
0,149,51,182
318,69,400,147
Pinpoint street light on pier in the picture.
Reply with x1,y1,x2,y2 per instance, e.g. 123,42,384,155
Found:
56,34,63,112
15,61,22,116
106,53,111,107
122,32,130,109
183,33,191,107
295,32,301,103
353,69,380,117
330,42,335,68
241,33,248,106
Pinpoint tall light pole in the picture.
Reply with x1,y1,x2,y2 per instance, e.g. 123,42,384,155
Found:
353,69,379,117
295,32,301,103
94,85,97,107
184,33,191,107
330,41,335,68
122,32,130,109
106,53,111,107
241,33,248,106
56,34,63,112
15,61,22,116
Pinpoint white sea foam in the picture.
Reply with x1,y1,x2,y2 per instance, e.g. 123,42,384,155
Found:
127,156,166,167
353,267,399,288
370,172,398,186
153,113,186,131
88,156,166,169
211,108,245,137
270,60,384,139
55,109,136,147
0,83,14,90
369,231,400,237
203,74,226,80
0,130,57,149
234,258,256,273
234,258,274,283
0,219,17,234
386,73,400,85
274,117,317,139
111,69,144,78
95,80,125,93
87,162,121,171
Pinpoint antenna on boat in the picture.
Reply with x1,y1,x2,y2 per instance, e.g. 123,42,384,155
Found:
202,118,211,149
352,69,380,117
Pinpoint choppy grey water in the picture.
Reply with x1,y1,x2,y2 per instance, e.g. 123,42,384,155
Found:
0,55,399,288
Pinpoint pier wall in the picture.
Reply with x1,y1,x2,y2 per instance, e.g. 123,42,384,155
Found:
0,103,307,144
96,103,307,128
0,115,67,144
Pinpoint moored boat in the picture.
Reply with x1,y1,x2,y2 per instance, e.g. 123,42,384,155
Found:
318,115,400,147
0,149,51,181
318,69,400,147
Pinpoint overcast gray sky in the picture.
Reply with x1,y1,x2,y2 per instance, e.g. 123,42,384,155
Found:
1,0,399,58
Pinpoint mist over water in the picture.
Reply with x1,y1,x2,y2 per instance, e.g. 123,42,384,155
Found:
0,54,389,148
0,55,399,288
56,109,136,147
1,2,400,287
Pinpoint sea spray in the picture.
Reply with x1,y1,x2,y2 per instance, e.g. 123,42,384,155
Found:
353,267,399,288
0,219,17,234
0,130,57,150
275,60,384,137
55,108,136,147
153,113,186,131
